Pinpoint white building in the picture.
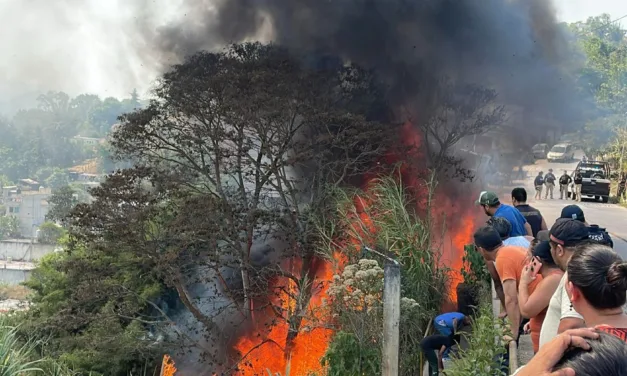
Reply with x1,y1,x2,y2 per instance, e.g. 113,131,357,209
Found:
3,184,51,238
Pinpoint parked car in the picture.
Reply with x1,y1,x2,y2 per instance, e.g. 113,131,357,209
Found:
568,161,611,203
531,143,550,159
547,143,575,162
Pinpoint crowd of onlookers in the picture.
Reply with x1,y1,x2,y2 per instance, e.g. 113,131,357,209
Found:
420,186,625,375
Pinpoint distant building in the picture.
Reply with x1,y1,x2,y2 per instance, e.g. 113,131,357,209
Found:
2,183,51,238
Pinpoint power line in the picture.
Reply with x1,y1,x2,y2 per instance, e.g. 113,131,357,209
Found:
591,14,627,32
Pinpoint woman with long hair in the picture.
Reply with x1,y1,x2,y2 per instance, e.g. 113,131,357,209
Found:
519,240,564,352
567,243,627,340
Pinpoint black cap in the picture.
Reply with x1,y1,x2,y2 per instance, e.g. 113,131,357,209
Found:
536,230,550,242
474,226,502,251
550,218,590,247
532,240,555,264
561,205,585,223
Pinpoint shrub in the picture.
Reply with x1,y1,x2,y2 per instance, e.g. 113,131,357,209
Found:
37,222,66,244
0,215,21,240
324,259,424,375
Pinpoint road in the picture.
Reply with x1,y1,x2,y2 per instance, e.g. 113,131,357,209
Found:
515,151,627,258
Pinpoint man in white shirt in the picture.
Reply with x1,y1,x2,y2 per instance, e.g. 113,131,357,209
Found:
539,219,590,347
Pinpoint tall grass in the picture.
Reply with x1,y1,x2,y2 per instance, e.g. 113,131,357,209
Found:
317,171,449,376
0,322,43,376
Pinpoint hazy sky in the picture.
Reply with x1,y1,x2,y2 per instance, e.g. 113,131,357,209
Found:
0,0,625,109
554,0,627,22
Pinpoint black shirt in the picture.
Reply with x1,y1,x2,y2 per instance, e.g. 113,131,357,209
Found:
574,174,583,184
534,176,544,187
545,173,556,184
515,204,543,237
559,174,572,185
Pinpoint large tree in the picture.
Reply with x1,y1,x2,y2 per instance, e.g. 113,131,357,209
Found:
42,43,393,371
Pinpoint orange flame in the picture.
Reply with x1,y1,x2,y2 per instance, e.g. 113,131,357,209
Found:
160,354,177,376
232,121,480,374
234,257,336,376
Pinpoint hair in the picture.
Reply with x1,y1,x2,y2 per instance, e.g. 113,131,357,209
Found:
554,331,627,376
532,240,558,269
568,243,627,309
473,226,502,252
487,217,511,240
511,187,527,202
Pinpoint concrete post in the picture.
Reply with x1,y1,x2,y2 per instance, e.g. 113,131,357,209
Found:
382,260,401,376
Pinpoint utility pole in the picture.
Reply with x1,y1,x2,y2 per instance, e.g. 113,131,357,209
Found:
362,246,400,376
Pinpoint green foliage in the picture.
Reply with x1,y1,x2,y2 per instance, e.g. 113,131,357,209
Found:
319,174,447,376
0,216,21,240
45,186,78,227
461,244,491,288
321,331,381,376
0,320,44,375
20,245,163,375
0,90,142,182
445,293,507,376
37,222,66,244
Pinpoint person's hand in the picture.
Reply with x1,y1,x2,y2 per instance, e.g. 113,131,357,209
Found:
515,328,599,376
521,263,536,286
503,334,515,344
523,321,531,335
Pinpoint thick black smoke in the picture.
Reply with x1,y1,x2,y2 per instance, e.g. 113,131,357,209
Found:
154,0,584,129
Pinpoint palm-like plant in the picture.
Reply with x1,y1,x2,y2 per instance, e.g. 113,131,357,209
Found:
0,323,43,376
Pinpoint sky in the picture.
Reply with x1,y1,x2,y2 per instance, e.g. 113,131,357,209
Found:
0,0,626,112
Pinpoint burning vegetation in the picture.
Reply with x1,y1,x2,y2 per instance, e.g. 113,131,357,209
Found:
15,0,590,375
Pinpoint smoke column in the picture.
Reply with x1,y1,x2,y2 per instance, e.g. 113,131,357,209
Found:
151,0,584,130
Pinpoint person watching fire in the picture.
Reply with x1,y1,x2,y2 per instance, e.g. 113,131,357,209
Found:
475,191,532,237
518,240,564,353
473,226,539,346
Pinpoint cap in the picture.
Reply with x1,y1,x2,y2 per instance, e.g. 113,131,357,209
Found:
550,218,590,247
532,240,555,264
536,230,550,242
473,226,502,251
549,168,553,172
475,191,499,206
560,205,585,223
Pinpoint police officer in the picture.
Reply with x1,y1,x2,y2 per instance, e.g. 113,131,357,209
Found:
544,169,556,199
558,170,572,200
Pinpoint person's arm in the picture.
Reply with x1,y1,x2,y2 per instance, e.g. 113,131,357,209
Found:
557,285,584,334
437,345,446,370
557,318,584,333
503,279,521,340
452,318,458,335
487,261,505,307
540,216,548,231
519,275,561,318
524,222,533,236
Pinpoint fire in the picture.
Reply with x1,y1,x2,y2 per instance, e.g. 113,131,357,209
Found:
232,121,480,374
234,257,336,376
160,355,177,376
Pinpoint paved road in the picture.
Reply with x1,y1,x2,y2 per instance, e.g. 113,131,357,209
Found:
515,152,627,258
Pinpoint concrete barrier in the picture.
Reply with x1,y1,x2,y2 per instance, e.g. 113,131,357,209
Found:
0,260,35,285
0,240,56,262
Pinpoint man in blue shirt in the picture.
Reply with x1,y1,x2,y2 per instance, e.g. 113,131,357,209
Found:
475,191,532,237
434,312,468,336
421,312,470,376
